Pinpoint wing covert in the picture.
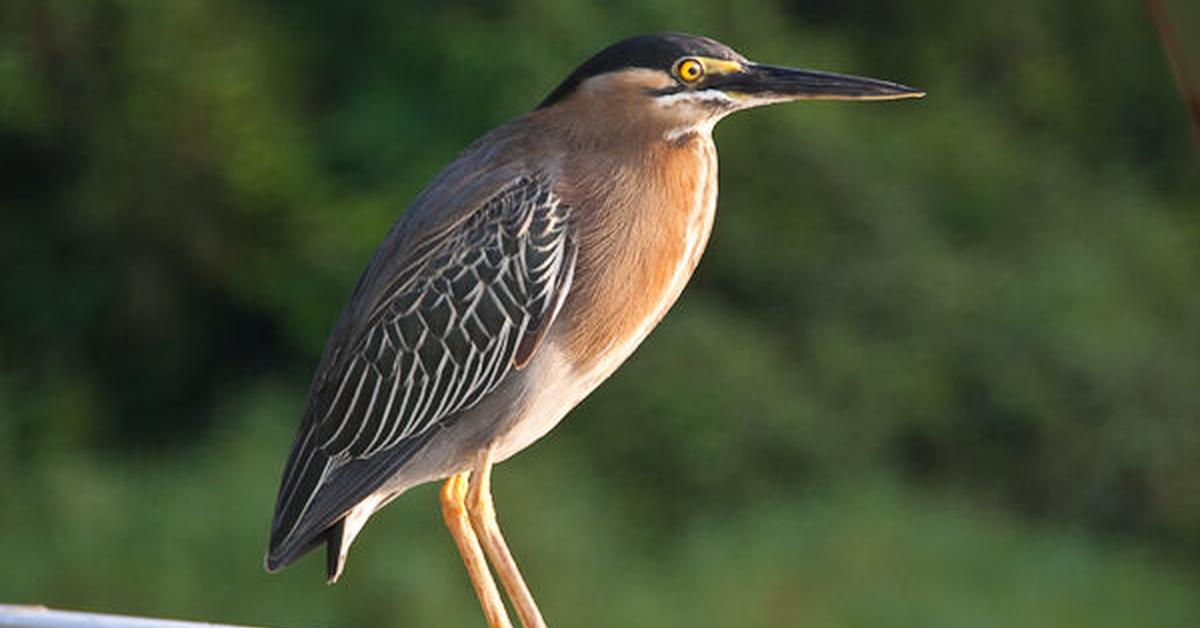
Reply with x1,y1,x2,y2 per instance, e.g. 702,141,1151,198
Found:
268,173,575,564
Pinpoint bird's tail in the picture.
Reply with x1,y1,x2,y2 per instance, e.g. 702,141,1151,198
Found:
262,519,349,584
324,520,348,584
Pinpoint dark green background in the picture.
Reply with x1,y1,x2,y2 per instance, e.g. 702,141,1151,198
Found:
2,1,1198,626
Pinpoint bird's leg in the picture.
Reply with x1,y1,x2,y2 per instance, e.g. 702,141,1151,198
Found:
440,472,514,628
467,449,548,628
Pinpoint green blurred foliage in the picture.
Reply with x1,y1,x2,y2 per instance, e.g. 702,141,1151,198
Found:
1,0,1198,626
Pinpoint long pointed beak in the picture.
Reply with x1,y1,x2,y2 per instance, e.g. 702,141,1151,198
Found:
715,63,924,102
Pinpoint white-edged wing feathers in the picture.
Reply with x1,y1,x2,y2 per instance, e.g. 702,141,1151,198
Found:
267,174,575,568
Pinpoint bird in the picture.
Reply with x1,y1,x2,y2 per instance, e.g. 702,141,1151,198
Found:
265,32,922,628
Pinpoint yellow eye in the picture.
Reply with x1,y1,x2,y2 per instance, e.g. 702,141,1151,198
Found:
675,58,704,83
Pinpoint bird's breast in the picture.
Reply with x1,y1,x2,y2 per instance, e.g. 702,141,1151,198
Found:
484,134,717,463
554,134,719,386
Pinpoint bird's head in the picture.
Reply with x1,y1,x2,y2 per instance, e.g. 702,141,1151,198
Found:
537,33,923,142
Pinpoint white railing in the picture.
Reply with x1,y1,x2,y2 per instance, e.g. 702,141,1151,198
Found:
0,605,266,628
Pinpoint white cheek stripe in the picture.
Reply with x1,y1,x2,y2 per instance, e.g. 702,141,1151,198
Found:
658,90,741,141
656,89,739,108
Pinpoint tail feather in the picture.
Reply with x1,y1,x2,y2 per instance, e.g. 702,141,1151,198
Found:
325,520,347,584
266,430,436,580
265,492,383,584
264,523,331,574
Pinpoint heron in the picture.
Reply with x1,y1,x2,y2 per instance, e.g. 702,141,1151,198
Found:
265,32,922,628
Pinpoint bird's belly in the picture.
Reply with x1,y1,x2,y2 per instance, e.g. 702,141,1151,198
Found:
489,344,592,462
490,302,680,464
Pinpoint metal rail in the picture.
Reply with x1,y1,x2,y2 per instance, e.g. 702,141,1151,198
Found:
0,605,266,628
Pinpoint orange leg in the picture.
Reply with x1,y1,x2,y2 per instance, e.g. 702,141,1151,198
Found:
467,449,547,628
440,473,514,628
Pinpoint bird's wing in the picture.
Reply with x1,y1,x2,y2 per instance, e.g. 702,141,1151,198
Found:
267,173,576,567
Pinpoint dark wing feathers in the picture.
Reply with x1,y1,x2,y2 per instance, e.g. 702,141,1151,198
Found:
267,174,574,569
